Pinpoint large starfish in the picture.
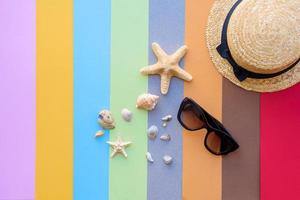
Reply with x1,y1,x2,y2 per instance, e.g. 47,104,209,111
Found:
107,136,131,158
140,42,192,94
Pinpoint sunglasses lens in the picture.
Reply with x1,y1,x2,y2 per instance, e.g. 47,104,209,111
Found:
206,131,222,154
180,103,205,130
206,131,233,155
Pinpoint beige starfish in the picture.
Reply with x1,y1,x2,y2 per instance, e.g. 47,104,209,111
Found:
107,136,131,158
140,42,192,95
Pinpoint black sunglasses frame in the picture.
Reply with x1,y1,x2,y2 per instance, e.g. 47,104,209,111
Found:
177,97,239,155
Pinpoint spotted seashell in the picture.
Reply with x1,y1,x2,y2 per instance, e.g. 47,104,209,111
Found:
98,110,115,129
147,125,158,140
121,108,133,122
160,134,171,141
136,93,159,111
163,155,173,165
146,152,154,163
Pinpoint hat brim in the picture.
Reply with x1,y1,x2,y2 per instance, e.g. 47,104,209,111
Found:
206,0,300,92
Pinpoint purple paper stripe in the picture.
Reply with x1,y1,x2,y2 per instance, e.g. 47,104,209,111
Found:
0,1,35,199
148,0,185,199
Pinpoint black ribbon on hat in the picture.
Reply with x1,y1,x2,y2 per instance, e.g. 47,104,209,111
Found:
216,0,300,82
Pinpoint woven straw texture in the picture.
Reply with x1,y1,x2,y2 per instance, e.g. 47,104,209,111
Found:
206,0,300,92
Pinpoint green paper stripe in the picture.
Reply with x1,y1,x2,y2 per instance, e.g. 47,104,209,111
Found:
109,0,148,200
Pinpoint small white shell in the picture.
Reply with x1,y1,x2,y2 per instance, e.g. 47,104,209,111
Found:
136,93,159,111
162,115,172,122
121,108,133,122
146,152,154,163
147,125,158,140
98,110,115,129
160,134,171,141
162,122,167,127
163,155,173,165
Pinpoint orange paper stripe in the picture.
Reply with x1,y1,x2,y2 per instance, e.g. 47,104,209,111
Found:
183,0,222,199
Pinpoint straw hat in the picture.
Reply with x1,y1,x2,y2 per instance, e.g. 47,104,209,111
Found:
206,0,300,92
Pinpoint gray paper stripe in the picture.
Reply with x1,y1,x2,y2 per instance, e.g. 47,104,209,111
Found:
222,79,260,200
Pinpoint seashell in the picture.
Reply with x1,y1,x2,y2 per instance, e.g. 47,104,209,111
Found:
95,130,104,138
162,115,172,122
98,110,115,129
136,93,159,111
121,108,133,122
163,155,173,165
160,134,171,141
146,152,154,163
162,122,167,127
147,125,158,140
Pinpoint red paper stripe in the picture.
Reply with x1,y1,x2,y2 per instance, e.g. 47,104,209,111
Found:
261,84,300,200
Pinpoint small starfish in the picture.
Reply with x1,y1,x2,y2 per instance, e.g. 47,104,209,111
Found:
107,136,131,158
140,42,192,95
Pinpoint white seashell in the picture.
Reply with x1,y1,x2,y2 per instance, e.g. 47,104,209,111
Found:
95,130,104,138
162,115,172,122
121,108,133,122
147,125,158,140
146,152,154,163
136,93,159,111
162,122,167,127
160,134,171,141
98,110,115,129
163,155,173,165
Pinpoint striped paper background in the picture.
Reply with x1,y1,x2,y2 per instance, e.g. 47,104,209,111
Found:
0,0,299,200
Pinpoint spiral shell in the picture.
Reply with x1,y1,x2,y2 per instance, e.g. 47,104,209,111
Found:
136,93,159,111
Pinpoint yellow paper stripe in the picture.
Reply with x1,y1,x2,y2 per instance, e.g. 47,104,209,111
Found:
36,0,73,199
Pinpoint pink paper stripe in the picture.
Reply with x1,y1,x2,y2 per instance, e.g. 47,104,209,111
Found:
0,1,35,199
261,84,300,200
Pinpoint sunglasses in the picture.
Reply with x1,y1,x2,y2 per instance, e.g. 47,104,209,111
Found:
177,97,239,155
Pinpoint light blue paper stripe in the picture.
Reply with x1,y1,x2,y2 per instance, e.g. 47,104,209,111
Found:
148,0,185,199
74,0,110,199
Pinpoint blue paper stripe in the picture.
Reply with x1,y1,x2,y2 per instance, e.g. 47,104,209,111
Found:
148,0,185,199
74,0,110,199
